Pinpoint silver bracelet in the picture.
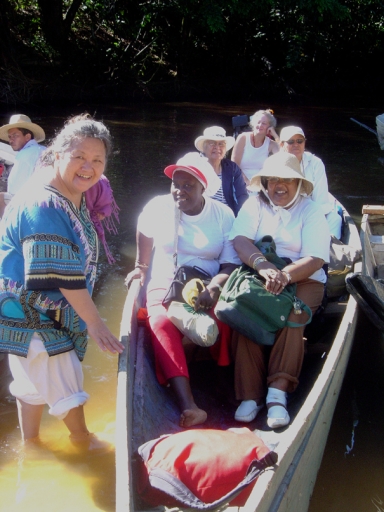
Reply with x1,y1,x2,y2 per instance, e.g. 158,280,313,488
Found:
252,256,267,270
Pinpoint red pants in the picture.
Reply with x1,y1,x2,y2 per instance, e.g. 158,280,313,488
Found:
147,287,231,386
232,279,324,400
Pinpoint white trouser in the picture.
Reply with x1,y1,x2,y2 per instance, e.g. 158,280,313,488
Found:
8,334,89,420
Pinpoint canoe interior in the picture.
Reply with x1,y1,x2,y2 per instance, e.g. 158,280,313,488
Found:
377,114,384,150
361,213,384,278
117,203,361,512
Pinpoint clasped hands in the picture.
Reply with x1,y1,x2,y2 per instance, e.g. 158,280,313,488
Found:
257,263,290,295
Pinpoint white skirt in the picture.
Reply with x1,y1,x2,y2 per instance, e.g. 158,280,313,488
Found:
8,334,89,420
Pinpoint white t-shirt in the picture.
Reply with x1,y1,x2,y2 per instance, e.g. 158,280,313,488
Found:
229,194,330,283
7,140,44,195
138,194,241,289
301,151,332,215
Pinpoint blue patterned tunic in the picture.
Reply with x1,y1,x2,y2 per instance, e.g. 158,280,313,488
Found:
0,185,98,361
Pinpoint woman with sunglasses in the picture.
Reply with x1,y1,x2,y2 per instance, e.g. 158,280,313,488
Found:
229,152,329,428
231,109,279,186
279,126,342,238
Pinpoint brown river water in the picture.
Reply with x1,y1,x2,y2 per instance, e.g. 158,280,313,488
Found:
0,101,383,511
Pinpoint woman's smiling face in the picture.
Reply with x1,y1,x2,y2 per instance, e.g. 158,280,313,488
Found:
52,137,106,203
267,177,299,207
171,170,205,216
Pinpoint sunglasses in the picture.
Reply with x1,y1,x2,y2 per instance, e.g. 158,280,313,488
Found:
266,177,297,184
285,138,305,145
207,141,226,148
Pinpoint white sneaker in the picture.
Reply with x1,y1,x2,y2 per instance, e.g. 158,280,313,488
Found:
266,388,290,429
235,400,264,422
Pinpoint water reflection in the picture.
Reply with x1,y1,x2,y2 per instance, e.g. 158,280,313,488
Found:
0,101,383,510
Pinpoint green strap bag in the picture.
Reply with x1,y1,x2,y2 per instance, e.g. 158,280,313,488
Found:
214,237,312,346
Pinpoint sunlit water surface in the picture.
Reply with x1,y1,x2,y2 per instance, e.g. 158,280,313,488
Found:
0,101,383,511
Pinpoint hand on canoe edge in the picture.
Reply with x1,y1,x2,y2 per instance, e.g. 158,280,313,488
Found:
125,267,147,288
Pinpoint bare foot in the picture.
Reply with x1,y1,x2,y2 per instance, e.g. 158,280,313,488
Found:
69,432,113,453
180,407,207,428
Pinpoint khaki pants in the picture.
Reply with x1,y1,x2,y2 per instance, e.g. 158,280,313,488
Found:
233,278,325,401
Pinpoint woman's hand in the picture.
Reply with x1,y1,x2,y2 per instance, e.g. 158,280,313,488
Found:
125,267,147,288
193,287,217,312
267,126,279,141
59,287,125,354
87,318,125,354
257,265,290,295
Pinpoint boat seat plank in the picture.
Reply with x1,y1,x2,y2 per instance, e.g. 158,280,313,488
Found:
362,205,384,215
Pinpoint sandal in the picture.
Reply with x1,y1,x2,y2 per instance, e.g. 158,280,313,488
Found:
266,388,290,429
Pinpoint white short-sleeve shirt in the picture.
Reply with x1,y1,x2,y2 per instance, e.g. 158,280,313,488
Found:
138,194,241,289
229,194,330,283
7,140,45,195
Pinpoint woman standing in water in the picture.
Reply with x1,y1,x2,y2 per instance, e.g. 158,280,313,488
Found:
0,114,124,449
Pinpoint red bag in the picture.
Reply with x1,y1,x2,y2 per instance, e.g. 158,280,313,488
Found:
136,427,277,509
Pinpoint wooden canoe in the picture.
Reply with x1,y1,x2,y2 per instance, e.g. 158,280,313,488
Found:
377,114,384,151
116,203,362,512
360,204,384,278
344,205,384,331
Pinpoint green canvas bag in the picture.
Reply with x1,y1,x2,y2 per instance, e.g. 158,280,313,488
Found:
214,237,312,346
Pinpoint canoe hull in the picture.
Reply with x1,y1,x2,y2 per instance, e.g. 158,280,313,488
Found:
117,204,361,512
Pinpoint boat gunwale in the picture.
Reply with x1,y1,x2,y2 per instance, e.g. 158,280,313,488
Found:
116,202,362,512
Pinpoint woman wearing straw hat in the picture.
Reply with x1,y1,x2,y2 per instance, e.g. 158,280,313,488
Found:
229,152,329,428
125,152,241,427
194,126,248,216
231,109,279,186
0,114,46,218
279,125,342,238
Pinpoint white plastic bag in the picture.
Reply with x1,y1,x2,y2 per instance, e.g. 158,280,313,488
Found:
167,301,219,347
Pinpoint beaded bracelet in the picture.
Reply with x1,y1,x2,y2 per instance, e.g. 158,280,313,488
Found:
252,256,267,270
282,271,292,284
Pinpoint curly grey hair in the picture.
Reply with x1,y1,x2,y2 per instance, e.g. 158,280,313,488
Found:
40,113,112,166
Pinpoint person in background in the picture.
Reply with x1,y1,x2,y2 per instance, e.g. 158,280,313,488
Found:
194,126,248,216
279,126,342,239
231,109,279,186
0,114,45,218
125,152,240,428
84,174,120,264
230,152,329,429
0,114,124,449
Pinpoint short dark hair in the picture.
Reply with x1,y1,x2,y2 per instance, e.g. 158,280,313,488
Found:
18,128,34,139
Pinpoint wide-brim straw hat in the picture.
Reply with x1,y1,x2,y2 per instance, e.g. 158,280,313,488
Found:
248,152,314,195
194,126,235,153
164,152,221,197
0,114,45,143
279,126,305,142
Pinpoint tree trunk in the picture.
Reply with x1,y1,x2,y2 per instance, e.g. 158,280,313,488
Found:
37,0,83,55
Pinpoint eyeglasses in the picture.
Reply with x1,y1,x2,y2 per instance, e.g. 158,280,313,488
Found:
285,138,305,145
266,177,297,184
207,141,226,148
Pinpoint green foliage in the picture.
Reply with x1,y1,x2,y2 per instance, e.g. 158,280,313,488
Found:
2,0,384,101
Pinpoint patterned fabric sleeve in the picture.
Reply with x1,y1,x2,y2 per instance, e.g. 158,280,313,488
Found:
21,204,90,290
